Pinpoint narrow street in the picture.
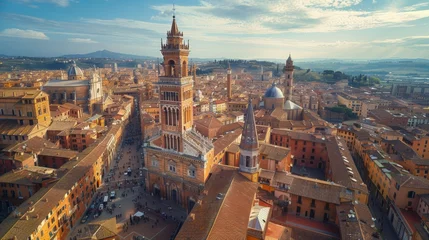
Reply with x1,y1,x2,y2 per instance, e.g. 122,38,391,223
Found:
68,113,187,240
352,154,398,240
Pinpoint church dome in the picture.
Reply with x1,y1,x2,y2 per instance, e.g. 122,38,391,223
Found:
264,83,284,98
67,61,84,78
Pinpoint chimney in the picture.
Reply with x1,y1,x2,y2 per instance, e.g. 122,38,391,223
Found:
189,213,195,221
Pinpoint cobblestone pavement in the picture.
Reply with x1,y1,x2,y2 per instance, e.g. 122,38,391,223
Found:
68,116,187,240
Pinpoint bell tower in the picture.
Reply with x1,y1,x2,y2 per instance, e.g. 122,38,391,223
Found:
159,11,192,152
284,54,294,101
227,62,232,101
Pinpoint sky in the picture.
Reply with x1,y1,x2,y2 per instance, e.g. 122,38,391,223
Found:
0,0,429,59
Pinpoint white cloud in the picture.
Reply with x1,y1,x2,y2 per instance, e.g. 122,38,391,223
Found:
150,1,429,34
16,0,70,7
0,28,49,40
68,38,98,43
404,3,429,11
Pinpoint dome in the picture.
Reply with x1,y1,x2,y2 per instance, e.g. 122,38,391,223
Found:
67,61,84,78
264,83,284,98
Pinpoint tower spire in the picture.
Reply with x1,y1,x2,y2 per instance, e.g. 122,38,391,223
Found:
239,96,260,176
169,4,179,36
240,97,259,151
227,61,232,101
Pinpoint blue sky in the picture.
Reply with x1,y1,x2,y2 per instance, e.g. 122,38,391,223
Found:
0,0,429,59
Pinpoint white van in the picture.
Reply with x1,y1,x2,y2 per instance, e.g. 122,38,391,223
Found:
103,195,109,204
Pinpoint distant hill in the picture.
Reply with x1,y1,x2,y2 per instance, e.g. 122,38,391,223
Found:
60,50,156,60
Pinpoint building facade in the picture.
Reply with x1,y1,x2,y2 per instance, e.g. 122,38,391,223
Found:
43,62,103,114
144,15,215,211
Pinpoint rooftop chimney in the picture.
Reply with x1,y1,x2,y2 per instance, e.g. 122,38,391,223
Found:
189,213,195,221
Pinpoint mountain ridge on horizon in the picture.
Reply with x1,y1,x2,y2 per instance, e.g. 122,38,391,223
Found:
1,50,429,63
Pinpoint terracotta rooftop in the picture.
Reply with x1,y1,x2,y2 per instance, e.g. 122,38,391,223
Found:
2,136,58,153
194,116,223,129
0,166,57,185
175,165,258,240
337,202,376,240
47,120,78,132
213,129,242,156
259,143,290,162
0,124,122,240
0,88,44,99
39,148,78,159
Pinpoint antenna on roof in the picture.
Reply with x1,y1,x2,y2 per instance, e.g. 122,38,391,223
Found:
173,4,176,18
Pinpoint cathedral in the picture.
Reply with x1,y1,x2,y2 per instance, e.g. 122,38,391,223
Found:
143,14,215,211
249,55,333,131
43,61,103,114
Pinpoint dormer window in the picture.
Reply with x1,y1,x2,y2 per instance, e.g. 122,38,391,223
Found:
169,160,176,173
188,164,196,178
151,158,159,168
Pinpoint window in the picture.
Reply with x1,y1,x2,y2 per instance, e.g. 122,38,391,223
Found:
297,196,302,204
246,156,251,167
19,120,24,125
311,199,316,207
169,165,176,173
408,191,416,199
27,112,33,117
395,183,400,191
151,159,159,167
188,165,196,178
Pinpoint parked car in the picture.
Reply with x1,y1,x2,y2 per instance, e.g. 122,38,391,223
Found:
99,204,104,211
81,215,89,223
110,191,116,199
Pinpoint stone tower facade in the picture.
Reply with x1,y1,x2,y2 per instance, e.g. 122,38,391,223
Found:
159,13,192,152
227,63,232,101
239,98,260,182
284,54,294,101
144,14,214,211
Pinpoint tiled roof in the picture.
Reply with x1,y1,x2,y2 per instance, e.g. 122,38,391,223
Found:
0,124,122,240
259,143,290,162
194,116,223,129
0,120,48,137
47,120,77,131
0,166,56,185
0,88,43,99
337,202,376,240
213,129,242,156
176,165,258,240
39,148,78,159
2,136,58,153
325,136,368,194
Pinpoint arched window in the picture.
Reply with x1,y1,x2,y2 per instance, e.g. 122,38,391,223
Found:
182,61,187,76
246,156,251,167
168,60,175,77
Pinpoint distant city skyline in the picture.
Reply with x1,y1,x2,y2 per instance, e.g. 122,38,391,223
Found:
0,0,429,59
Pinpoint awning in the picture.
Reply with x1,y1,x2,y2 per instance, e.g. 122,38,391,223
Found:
133,211,144,218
